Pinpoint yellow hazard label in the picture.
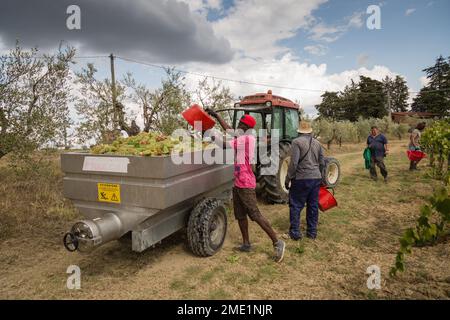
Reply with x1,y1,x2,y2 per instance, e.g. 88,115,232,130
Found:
97,183,121,203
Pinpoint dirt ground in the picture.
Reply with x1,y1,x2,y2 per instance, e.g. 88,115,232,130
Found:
0,140,449,299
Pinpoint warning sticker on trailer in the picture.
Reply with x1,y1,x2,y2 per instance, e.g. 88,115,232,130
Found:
97,183,121,203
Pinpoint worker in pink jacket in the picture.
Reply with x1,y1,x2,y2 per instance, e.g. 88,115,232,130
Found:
206,109,285,263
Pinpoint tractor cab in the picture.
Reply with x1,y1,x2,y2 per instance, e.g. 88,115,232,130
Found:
231,90,301,141
215,90,340,204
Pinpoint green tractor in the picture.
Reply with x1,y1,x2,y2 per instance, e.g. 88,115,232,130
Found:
216,90,341,204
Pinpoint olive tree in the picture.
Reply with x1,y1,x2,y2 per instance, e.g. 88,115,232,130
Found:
123,68,191,135
0,43,75,159
75,63,136,145
195,77,234,123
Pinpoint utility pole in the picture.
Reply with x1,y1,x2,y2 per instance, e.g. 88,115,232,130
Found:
109,53,118,131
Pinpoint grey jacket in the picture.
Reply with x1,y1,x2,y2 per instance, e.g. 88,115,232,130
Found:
286,134,325,182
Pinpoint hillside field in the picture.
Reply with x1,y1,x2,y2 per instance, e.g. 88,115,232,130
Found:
0,139,449,299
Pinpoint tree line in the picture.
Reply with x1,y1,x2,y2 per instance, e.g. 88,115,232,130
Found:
316,55,450,120
411,55,450,116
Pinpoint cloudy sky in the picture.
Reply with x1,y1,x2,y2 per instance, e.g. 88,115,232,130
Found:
1,0,449,115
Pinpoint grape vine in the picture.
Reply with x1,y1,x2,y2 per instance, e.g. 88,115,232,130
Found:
390,187,450,276
421,119,450,182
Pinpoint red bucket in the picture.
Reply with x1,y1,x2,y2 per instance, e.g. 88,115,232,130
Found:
407,150,426,162
319,187,337,212
182,104,216,131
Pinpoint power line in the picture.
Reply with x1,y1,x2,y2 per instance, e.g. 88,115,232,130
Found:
116,55,327,93
116,55,446,96
24,53,450,96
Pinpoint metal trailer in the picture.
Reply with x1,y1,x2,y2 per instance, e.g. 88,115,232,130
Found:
61,149,234,256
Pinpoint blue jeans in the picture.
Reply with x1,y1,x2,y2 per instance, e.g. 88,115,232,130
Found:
289,179,321,239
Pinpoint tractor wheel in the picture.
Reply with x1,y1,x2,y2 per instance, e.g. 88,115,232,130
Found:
255,165,266,195
260,142,291,204
322,157,341,188
187,198,227,257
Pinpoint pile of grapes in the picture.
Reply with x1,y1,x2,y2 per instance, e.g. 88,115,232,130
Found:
91,132,212,157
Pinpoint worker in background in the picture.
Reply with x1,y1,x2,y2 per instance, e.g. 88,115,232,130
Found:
367,126,389,183
284,121,324,240
409,122,426,171
205,109,286,263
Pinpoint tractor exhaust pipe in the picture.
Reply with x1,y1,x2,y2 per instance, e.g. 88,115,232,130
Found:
63,212,139,252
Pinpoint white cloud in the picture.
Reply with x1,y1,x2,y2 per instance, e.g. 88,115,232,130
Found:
212,0,327,59
405,8,416,16
184,54,397,116
304,44,328,56
177,2,404,116
420,76,430,87
309,11,365,43
347,11,365,28
309,23,341,43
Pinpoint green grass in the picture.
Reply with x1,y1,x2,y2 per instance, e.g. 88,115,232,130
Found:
272,216,290,230
184,265,202,277
169,279,189,291
292,243,305,255
240,274,260,285
208,288,231,299
200,266,224,284
226,254,240,264
134,142,445,298
1,141,448,300
366,291,378,300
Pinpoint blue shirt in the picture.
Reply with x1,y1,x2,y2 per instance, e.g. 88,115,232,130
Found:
367,134,387,159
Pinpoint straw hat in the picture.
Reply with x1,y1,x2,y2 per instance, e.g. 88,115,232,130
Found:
298,121,313,134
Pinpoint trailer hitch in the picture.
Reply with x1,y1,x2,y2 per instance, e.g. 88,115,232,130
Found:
62,212,134,252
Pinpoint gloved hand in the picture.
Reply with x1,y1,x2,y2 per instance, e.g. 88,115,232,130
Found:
205,108,217,118
285,179,290,191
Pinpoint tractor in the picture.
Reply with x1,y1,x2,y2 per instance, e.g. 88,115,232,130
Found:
216,90,341,204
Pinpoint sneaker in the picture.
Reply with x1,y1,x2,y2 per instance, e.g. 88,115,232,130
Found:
273,240,286,263
234,243,251,252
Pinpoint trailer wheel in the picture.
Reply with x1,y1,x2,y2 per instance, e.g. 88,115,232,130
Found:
187,198,227,257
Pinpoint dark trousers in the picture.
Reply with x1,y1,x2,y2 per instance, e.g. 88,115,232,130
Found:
288,179,321,239
370,156,388,178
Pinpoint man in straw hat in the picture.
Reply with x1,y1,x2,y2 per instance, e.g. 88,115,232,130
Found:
284,121,325,240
